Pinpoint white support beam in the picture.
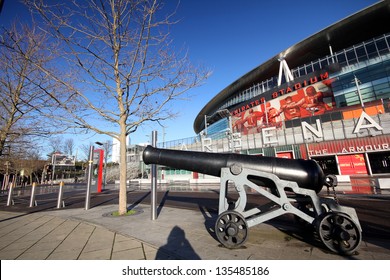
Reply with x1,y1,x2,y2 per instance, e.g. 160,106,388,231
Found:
277,57,294,86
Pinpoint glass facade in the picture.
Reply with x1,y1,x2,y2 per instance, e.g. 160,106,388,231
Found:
332,58,390,108
217,33,390,114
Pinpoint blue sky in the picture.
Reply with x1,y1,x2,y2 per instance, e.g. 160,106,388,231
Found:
1,0,380,148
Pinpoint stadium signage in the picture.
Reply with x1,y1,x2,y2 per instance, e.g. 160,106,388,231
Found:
271,72,329,99
231,98,266,116
231,71,330,116
202,108,385,153
307,143,389,156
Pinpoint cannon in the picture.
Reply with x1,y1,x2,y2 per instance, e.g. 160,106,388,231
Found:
143,146,362,255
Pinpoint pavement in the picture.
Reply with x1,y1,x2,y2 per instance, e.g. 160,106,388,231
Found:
0,188,390,260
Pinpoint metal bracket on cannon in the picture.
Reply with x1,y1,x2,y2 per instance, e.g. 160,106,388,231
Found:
215,164,362,255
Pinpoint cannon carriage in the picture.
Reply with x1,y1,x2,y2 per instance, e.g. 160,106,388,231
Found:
143,145,362,255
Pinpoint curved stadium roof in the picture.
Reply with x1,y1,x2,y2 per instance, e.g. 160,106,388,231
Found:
193,0,390,134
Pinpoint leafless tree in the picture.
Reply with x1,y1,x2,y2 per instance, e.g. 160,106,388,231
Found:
63,138,75,156
79,142,95,161
23,0,210,215
0,22,56,158
48,137,63,154
104,162,140,184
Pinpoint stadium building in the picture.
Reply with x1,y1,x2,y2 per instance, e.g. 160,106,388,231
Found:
179,1,389,186
134,1,390,190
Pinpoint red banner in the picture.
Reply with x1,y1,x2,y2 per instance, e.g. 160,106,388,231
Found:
338,154,368,175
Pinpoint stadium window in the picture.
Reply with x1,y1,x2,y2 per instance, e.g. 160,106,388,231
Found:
305,63,313,74
355,45,368,63
335,95,347,108
372,77,390,87
365,41,379,59
346,48,357,65
366,63,388,81
385,34,390,50
336,52,347,67
314,156,339,175
313,60,321,71
368,151,390,174
376,37,389,55
356,70,371,83
372,79,390,99
374,83,390,100
292,69,298,79
319,57,329,69
344,91,360,105
360,86,376,102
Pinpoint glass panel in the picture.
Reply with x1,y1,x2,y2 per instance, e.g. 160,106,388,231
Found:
305,64,313,74
376,37,389,55
374,81,390,99
368,151,390,174
360,86,376,102
313,156,339,175
299,67,306,76
319,57,329,68
335,95,347,107
355,45,367,62
346,48,357,65
365,41,378,59
313,61,320,71
336,52,347,66
386,35,390,50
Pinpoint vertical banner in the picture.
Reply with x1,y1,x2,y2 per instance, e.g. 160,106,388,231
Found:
93,149,104,193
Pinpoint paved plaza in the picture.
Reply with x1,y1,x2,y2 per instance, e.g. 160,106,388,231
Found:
0,197,389,260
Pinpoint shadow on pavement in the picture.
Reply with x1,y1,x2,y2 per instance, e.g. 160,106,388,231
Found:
155,225,201,260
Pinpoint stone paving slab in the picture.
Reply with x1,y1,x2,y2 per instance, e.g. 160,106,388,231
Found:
0,211,156,260
1,202,389,260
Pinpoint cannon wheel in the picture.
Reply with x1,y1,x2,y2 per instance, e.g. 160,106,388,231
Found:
215,211,248,249
317,212,362,255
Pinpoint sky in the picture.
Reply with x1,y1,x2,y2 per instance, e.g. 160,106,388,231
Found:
0,0,380,151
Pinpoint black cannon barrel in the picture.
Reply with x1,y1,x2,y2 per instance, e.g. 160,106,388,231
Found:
143,146,325,193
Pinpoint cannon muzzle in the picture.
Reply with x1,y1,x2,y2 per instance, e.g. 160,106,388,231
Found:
143,146,325,193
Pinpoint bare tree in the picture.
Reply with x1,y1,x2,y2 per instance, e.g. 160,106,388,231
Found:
48,137,63,154
23,0,210,215
63,138,75,156
79,143,94,161
0,22,56,158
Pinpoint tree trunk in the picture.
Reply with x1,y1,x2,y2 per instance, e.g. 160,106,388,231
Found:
118,121,128,215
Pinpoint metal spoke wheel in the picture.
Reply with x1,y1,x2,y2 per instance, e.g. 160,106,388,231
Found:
317,212,362,255
215,211,248,249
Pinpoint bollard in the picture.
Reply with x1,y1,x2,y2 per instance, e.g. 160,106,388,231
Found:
85,145,94,210
6,182,14,206
57,181,65,208
29,182,38,207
